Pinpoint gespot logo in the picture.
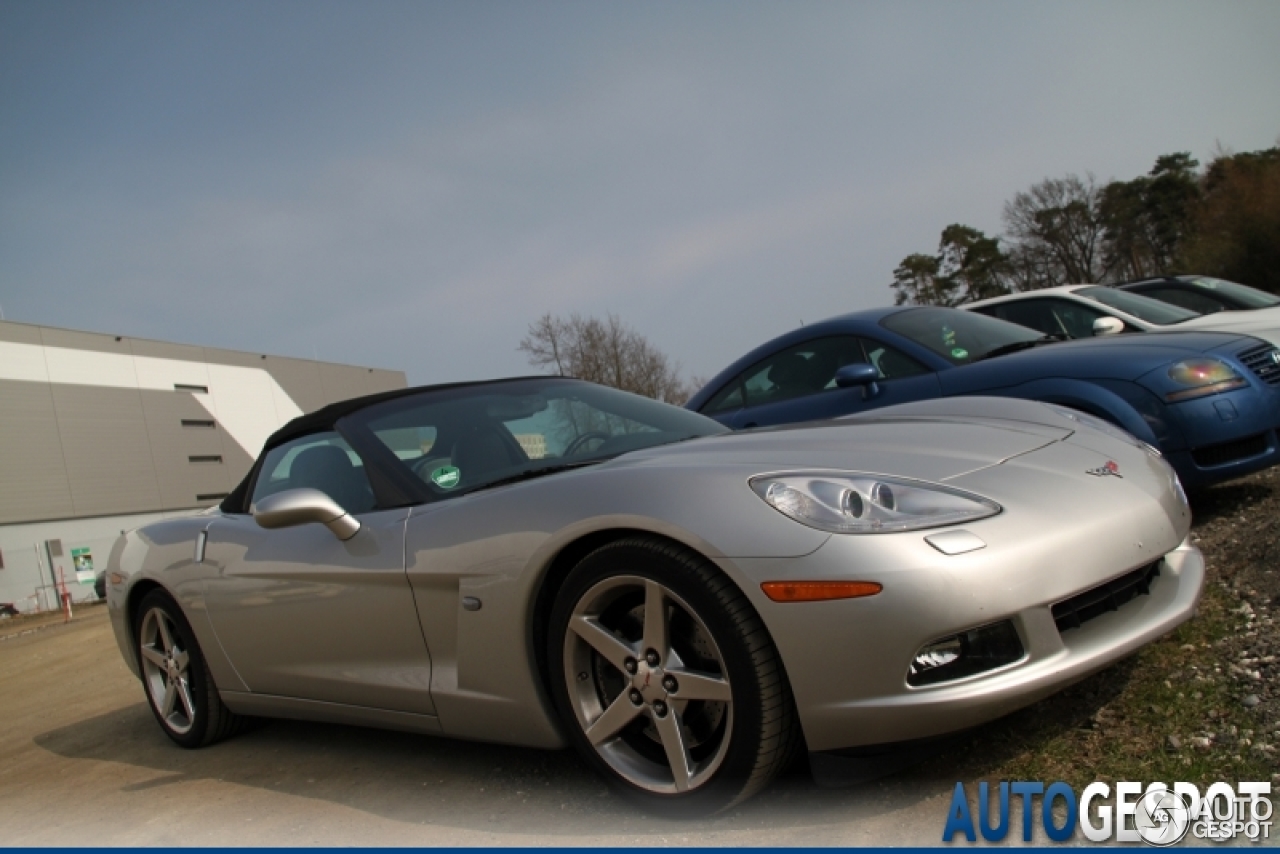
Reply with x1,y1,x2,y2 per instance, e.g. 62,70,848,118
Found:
942,779,1273,844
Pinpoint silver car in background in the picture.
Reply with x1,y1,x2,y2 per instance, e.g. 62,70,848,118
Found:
105,377,1203,812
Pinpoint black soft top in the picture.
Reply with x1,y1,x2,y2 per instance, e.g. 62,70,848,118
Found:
221,374,565,513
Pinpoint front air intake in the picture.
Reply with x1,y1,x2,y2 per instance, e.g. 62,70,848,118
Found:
1052,561,1161,633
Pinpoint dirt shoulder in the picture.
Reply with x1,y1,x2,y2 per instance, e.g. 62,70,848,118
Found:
0,600,107,642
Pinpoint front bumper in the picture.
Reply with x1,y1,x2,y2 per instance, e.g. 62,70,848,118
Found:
726,437,1201,753
1161,385,1280,488
739,538,1202,752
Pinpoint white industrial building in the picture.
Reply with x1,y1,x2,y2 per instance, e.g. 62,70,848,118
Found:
0,320,405,613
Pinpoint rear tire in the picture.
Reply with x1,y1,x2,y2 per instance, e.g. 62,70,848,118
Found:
547,537,798,814
134,589,245,748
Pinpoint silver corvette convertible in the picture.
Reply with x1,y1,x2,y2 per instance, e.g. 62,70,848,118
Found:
106,377,1203,812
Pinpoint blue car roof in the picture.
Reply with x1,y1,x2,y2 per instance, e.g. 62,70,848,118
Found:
686,304,1265,411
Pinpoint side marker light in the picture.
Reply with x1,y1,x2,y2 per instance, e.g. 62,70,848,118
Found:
761,581,882,603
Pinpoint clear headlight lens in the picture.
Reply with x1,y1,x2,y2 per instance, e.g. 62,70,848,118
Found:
750,472,1001,534
1043,403,1159,456
1165,358,1247,401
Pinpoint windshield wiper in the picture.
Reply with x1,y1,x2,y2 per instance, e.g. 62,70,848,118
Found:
974,334,1066,362
461,461,600,495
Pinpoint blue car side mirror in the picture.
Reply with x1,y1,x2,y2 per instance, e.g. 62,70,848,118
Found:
835,363,881,399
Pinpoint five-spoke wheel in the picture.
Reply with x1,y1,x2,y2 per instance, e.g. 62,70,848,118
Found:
139,605,197,736
134,589,245,748
564,574,735,794
549,538,797,813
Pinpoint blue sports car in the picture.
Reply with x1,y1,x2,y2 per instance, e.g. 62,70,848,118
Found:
687,306,1280,490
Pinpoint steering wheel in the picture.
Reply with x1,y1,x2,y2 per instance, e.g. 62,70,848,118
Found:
563,431,610,457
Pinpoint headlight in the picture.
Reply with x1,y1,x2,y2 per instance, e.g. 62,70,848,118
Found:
750,472,1001,534
1042,403,1157,455
1165,358,1248,402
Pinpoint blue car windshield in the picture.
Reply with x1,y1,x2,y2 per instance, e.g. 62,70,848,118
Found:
1180,276,1280,309
881,307,1043,365
1077,286,1199,325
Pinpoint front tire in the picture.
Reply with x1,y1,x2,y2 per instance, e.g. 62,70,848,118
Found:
547,538,798,814
135,589,244,748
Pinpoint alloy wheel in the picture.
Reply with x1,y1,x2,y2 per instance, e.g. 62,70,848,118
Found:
138,606,196,735
562,574,734,794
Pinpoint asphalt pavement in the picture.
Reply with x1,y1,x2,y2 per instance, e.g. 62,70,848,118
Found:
0,604,999,846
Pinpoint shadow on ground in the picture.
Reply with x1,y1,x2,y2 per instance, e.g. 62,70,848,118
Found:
33,662,1130,836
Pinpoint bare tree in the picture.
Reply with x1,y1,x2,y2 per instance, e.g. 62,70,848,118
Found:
519,313,695,404
1002,174,1112,287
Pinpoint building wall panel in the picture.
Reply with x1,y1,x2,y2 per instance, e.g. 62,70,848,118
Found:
137,388,233,508
50,384,163,517
39,327,134,357
0,319,407,525
319,364,407,404
0,380,74,524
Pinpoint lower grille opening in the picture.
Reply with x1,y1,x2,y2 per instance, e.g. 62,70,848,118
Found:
907,620,1024,686
1191,433,1269,468
1053,561,1161,633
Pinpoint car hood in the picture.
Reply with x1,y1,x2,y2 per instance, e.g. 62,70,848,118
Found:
609,401,1071,483
938,330,1255,393
1176,311,1280,346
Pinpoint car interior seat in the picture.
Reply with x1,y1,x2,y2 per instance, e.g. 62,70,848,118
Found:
289,445,374,513
768,353,827,400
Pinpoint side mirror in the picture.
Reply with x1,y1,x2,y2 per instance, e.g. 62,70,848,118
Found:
252,488,361,541
1092,317,1125,336
834,363,881,399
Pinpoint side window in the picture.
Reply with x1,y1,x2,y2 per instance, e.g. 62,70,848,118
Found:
1145,287,1224,314
724,337,869,408
1046,299,1111,338
978,300,1064,337
251,432,377,514
702,382,745,415
859,339,928,380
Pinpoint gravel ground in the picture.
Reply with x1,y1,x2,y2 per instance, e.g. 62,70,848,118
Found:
1180,467,1279,777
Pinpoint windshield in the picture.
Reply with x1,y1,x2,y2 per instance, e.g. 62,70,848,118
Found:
353,378,726,497
1180,276,1280,309
880,307,1043,365
1076,286,1200,325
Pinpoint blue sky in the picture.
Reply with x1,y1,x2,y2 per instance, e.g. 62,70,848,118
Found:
2,1,1278,385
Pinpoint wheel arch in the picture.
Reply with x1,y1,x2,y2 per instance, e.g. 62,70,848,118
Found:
124,578,168,671
526,527,782,715
529,527,674,703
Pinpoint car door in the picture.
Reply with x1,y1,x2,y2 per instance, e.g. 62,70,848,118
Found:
706,335,941,429
974,297,1120,338
201,431,434,715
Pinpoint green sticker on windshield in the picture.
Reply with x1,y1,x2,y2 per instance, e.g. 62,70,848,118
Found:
430,465,461,489
951,347,969,359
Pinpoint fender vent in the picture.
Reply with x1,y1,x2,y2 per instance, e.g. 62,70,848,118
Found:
1053,561,1160,633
